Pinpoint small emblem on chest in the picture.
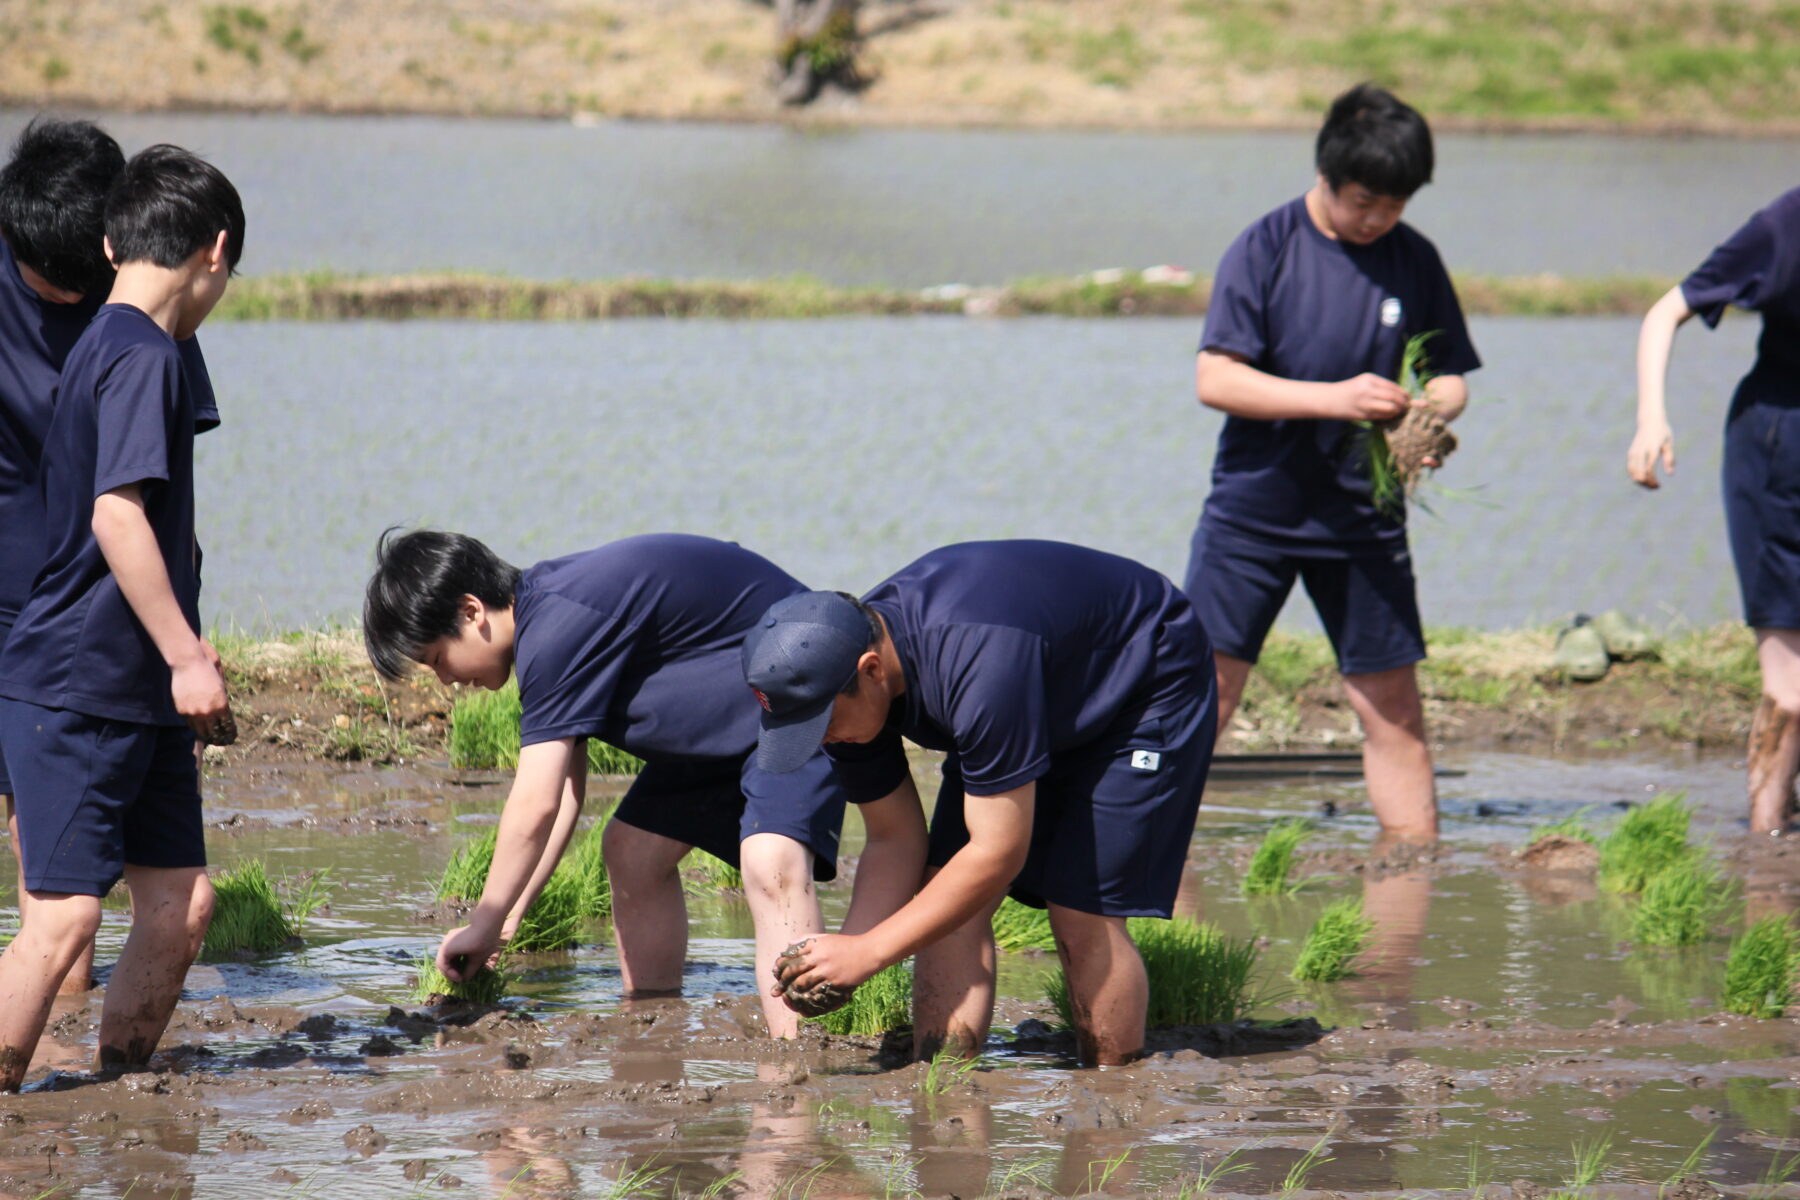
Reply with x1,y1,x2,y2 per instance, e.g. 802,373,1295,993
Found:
1380,297,1402,327
1130,750,1161,772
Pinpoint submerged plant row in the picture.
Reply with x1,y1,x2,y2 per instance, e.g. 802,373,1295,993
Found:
213,270,1678,322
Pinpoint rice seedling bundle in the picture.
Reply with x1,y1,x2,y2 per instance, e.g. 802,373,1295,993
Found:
1242,819,1311,897
435,826,499,901
1291,897,1377,982
807,961,913,1036
1631,863,1729,947
991,897,1057,951
200,859,296,960
1598,791,1697,894
410,952,509,1006
1046,917,1263,1028
1362,331,1455,518
1723,916,1799,1018
434,815,612,952
448,681,642,774
563,819,612,918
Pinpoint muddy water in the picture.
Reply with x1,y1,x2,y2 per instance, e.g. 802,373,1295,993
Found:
0,111,1791,286
4,749,1797,1197
194,314,1756,635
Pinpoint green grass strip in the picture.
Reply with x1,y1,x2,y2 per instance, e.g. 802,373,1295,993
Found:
807,961,914,1036
1291,897,1377,982
1242,819,1310,897
200,859,296,960
1723,916,1799,1018
448,681,642,774
992,897,1057,951
1046,917,1263,1029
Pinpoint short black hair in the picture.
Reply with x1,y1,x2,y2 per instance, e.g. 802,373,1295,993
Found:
834,591,883,696
363,529,521,681
1315,83,1434,199
105,144,245,274
0,117,125,296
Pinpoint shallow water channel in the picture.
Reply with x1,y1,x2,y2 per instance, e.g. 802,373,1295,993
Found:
4,747,1795,1198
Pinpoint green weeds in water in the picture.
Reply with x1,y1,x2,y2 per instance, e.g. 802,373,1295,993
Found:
201,860,297,960
1633,863,1731,947
1291,897,1376,982
410,952,509,1006
1724,916,1800,1018
1242,819,1310,896
991,896,1057,951
449,682,641,773
1598,791,1696,894
808,962,913,1037
1046,917,1263,1028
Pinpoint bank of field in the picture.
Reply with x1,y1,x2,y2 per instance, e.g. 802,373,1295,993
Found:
214,270,1675,323
208,622,1764,770
8,1,1800,132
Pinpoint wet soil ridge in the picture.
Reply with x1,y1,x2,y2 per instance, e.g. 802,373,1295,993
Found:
211,271,1681,323
8,1,1800,133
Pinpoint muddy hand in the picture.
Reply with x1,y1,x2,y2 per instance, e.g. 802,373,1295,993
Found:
771,939,857,1018
195,703,238,747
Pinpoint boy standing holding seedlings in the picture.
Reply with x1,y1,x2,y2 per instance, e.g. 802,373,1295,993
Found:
749,540,1216,1066
0,145,242,1089
362,531,925,1038
1184,83,1479,841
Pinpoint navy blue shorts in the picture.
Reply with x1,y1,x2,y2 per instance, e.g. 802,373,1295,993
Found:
1184,522,1426,676
1723,401,1800,630
926,688,1215,919
610,750,849,882
0,620,12,797
0,698,205,896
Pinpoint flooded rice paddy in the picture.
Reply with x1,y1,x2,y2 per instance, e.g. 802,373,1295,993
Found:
7,747,1798,1197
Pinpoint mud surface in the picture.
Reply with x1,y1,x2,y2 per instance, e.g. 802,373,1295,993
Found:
0,748,1795,1197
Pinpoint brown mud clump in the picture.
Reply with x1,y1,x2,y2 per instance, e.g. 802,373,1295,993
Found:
772,940,856,1018
1517,835,1599,873
1382,405,1458,485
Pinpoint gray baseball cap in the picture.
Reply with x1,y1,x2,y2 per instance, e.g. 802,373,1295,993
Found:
742,591,869,773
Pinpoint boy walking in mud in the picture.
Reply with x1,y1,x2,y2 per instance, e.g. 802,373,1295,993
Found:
1183,83,1480,841
0,118,224,998
362,531,925,1037
0,145,243,1089
747,540,1216,1066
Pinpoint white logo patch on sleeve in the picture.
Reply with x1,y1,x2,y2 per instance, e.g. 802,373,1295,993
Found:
1130,750,1161,772
1380,296,1402,327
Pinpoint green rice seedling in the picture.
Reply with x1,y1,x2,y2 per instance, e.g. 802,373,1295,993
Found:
1546,1132,1613,1199
991,896,1057,951
1530,807,1599,845
201,859,295,960
809,962,913,1036
1291,897,1377,982
281,868,333,934
435,826,499,901
1173,1149,1253,1198
435,819,607,952
1083,1149,1132,1194
1242,819,1310,896
1358,330,1438,518
562,819,612,918
448,682,641,774
1752,1148,1800,1200
686,850,743,894
1280,1138,1334,1199
505,863,586,953
1659,1130,1716,1199
919,1045,979,1095
1047,917,1263,1028
1724,916,1799,1018
1633,864,1731,947
1598,791,1697,894
410,952,508,1006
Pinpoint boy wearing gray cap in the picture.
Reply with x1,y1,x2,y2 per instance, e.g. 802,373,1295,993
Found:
745,540,1216,1066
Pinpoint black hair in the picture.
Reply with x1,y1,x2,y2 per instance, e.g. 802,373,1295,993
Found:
363,528,521,680
105,143,245,274
834,591,883,696
0,117,125,296
1315,83,1434,199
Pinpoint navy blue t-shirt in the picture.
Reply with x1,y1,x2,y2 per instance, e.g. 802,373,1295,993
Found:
1198,196,1481,553
0,305,201,726
1681,186,1800,405
0,236,217,627
827,541,1205,801
515,534,808,761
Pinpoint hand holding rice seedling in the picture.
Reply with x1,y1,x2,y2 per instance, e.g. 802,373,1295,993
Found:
1362,331,1456,518
410,951,509,1006
773,938,858,1017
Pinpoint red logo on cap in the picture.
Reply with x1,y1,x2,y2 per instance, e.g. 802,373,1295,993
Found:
751,688,772,712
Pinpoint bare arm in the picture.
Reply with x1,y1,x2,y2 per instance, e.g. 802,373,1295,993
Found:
1423,373,1469,423
1629,285,1695,489
500,743,589,943
438,737,578,979
838,775,929,937
1196,349,1411,422
93,486,226,737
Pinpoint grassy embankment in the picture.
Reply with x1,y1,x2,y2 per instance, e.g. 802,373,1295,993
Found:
212,270,1675,323
7,1,1800,133
207,621,1766,767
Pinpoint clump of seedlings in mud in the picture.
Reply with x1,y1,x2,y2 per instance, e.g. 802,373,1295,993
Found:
1723,916,1800,1018
1046,918,1262,1028
200,859,331,961
434,814,613,953
1242,819,1310,896
1529,807,1598,845
1598,790,1697,894
807,961,913,1036
1291,897,1376,982
991,896,1057,951
448,682,641,773
411,952,510,1006
1632,862,1731,947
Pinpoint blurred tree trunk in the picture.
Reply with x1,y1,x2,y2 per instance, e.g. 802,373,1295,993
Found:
774,0,862,105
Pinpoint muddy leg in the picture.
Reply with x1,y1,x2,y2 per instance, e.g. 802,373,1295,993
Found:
911,868,1003,1061
1748,630,1800,835
1210,652,1253,748
96,865,211,1071
7,806,95,995
0,890,102,1089
1342,665,1438,842
603,819,691,999
1046,905,1146,1067
740,832,823,1039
